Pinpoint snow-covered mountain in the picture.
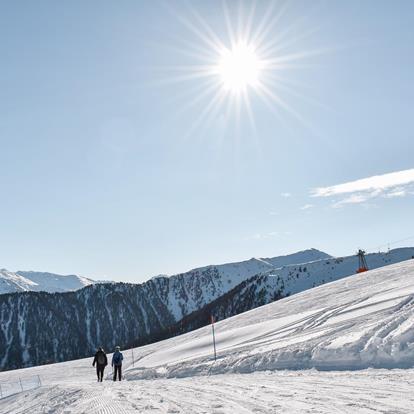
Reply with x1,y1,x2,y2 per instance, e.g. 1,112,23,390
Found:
0,247,413,371
0,269,38,293
1,258,414,413
152,248,331,320
0,248,328,296
0,269,95,294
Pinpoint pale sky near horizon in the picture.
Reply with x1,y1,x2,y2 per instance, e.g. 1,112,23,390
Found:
1,1,413,282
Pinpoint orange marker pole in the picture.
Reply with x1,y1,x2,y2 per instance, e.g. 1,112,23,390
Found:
211,315,217,361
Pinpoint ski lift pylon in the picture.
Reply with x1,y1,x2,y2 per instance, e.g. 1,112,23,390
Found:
356,249,369,273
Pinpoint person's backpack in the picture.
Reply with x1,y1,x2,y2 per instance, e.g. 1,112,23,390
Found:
113,351,122,365
97,352,106,365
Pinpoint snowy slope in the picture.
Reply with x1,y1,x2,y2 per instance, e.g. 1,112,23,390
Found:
0,269,95,294
124,258,414,376
1,259,413,413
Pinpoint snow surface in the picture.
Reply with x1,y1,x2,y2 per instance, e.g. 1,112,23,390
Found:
1,259,413,413
1,370,412,413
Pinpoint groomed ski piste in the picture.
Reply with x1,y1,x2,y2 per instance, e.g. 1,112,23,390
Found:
1,259,413,413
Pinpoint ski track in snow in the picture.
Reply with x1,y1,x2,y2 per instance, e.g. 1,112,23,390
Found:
1,259,414,413
1,370,413,413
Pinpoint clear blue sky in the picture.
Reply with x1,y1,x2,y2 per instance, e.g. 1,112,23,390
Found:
1,1,413,282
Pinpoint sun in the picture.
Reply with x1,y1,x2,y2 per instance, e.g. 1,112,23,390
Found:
162,2,323,134
216,42,263,93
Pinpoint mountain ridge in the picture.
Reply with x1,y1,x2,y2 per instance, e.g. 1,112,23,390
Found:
0,248,329,295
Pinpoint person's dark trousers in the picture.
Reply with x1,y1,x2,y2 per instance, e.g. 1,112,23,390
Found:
96,364,105,382
113,365,122,381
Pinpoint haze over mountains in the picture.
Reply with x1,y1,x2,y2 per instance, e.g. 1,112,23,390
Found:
1,247,413,371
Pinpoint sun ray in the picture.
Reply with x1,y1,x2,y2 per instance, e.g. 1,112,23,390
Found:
160,36,222,64
186,4,228,54
251,0,290,47
223,0,237,48
181,86,226,142
253,81,298,141
241,88,257,134
258,23,320,59
249,0,278,45
171,79,223,119
146,68,216,88
264,47,332,68
256,80,310,128
244,1,257,43
266,74,333,112
165,3,224,55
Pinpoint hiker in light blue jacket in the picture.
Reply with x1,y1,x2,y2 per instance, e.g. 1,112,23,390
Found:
112,346,124,381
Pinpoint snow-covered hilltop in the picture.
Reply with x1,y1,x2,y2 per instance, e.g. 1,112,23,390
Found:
0,269,95,294
1,258,413,413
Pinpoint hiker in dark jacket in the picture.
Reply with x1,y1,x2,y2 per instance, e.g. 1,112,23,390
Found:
92,347,108,382
112,346,124,381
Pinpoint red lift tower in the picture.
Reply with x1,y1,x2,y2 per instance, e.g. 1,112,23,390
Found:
356,249,369,273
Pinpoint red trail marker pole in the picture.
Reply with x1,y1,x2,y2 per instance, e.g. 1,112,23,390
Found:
211,315,217,361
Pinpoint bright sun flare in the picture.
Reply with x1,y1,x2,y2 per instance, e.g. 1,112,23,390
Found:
217,42,263,93
165,2,322,133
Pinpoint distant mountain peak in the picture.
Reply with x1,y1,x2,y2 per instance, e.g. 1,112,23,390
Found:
0,269,94,294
